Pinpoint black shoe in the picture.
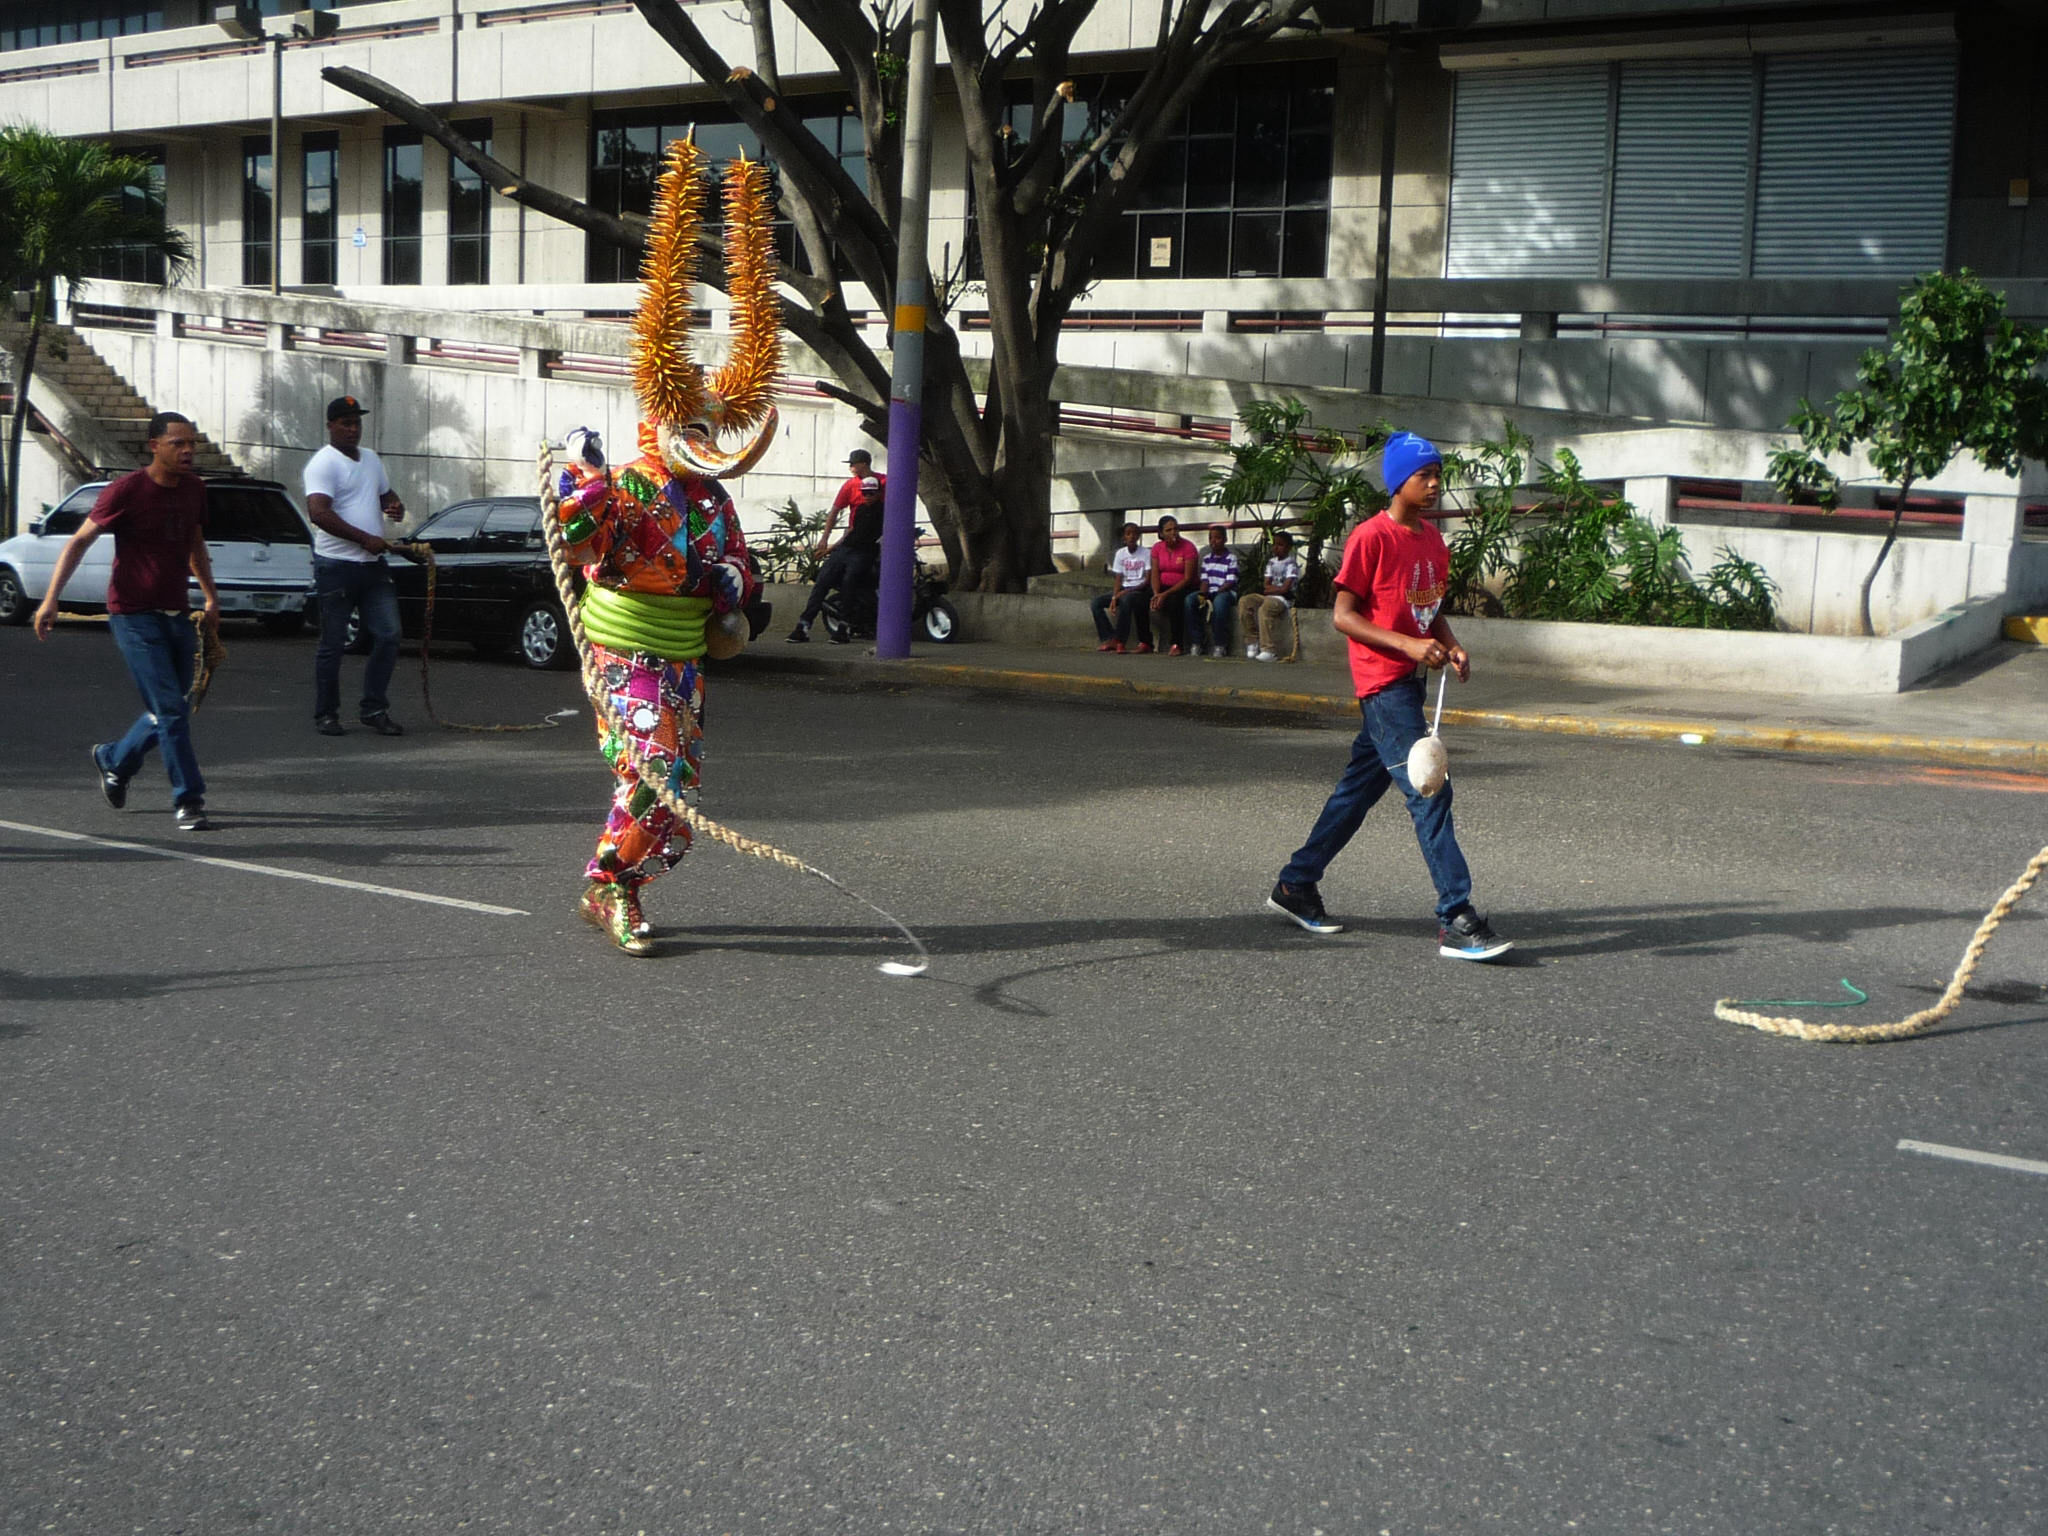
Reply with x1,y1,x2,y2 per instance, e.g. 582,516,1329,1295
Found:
1266,881,1343,935
1438,908,1513,962
359,712,404,737
92,745,128,809
174,801,212,832
786,624,810,643
315,714,345,737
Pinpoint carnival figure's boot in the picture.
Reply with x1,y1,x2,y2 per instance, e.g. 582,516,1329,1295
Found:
620,884,653,939
581,879,654,956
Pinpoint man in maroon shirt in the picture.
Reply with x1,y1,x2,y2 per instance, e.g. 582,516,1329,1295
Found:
34,412,221,831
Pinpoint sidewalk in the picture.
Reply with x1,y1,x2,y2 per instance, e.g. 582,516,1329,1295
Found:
738,635,2048,772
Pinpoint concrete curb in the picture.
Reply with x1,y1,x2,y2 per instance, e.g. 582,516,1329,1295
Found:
738,653,2048,773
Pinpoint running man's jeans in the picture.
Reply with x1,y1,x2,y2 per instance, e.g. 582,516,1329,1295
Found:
104,611,206,808
587,642,704,891
1277,676,1473,920
313,556,401,720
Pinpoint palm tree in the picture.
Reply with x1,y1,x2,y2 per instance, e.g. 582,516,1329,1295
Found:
0,127,193,536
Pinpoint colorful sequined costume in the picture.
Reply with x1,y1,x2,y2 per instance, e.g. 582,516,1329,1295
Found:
556,137,783,954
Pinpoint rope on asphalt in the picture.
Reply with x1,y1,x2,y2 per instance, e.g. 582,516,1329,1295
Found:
387,539,565,733
536,443,929,976
1714,843,2048,1042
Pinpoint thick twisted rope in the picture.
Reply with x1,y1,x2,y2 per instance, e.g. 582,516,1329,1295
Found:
1715,843,2048,1042
536,444,928,975
186,612,227,708
385,539,564,733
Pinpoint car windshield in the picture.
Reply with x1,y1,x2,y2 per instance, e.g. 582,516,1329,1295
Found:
206,485,309,543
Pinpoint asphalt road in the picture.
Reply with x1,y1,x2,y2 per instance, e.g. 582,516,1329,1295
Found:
3,622,2046,1535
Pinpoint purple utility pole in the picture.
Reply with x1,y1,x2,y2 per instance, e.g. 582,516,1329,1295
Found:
874,0,936,659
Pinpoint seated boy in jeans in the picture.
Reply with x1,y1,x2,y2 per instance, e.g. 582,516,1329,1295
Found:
1238,530,1301,661
1265,433,1512,961
1090,521,1154,653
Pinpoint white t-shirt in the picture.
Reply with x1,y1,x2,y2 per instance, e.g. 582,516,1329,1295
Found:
1109,546,1150,589
1263,552,1302,605
304,444,393,562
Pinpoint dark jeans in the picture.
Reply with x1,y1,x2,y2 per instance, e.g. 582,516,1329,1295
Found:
801,541,878,623
1152,588,1199,650
1090,587,1153,646
1189,588,1236,652
1278,676,1473,920
104,611,206,808
314,556,400,720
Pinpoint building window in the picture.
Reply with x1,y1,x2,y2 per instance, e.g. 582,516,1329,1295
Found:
586,103,858,281
1,2,164,52
383,127,423,286
242,136,272,288
967,62,1334,284
448,118,492,286
302,131,339,287
91,145,168,285
1446,47,1957,280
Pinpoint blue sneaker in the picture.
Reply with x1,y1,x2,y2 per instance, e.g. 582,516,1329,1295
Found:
1438,908,1512,961
1267,882,1343,935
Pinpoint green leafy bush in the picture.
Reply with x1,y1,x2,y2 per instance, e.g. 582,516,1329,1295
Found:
750,498,834,584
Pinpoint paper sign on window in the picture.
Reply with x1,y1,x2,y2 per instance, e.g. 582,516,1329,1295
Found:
1148,236,1173,269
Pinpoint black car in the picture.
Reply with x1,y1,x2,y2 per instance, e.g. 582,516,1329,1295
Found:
386,495,771,670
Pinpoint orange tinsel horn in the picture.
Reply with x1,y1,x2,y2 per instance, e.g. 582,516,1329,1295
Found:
633,138,709,428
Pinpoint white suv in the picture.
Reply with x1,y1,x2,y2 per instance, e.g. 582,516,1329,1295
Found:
0,475,316,632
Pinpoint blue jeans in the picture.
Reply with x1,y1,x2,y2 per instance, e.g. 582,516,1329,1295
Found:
1090,588,1152,646
314,557,400,719
1189,588,1236,652
1278,676,1473,920
104,611,206,808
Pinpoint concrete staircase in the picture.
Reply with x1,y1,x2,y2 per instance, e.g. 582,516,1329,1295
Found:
0,320,241,476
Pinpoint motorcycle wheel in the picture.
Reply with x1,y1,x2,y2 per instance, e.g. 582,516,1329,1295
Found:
821,598,853,645
919,597,960,644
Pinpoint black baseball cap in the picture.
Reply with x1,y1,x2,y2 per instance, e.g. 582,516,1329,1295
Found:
326,395,369,421
847,448,871,464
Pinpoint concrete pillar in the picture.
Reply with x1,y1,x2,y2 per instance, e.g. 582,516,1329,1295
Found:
155,309,176,339
266,322,291,353
1520,312,1559,341
1962,493,2023,548
1625,475,1676,527
384,333,417,364
518,346,554,379
1202,310,1229,335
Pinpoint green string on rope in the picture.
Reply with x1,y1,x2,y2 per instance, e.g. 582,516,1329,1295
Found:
1727,979,1868,1010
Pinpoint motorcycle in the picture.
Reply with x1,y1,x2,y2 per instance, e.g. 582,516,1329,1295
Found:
820,533,960,645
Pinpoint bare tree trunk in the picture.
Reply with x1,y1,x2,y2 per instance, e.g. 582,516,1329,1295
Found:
1859,473,1913,637
4,287,46,538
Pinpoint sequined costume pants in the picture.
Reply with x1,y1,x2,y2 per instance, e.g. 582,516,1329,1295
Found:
587,641,704,890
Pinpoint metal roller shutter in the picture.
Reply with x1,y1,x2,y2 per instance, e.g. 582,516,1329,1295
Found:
1752,47,1955,276
1609,58,1754,278
1446,66,1609,278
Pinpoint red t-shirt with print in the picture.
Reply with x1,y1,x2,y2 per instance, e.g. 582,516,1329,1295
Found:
1332,511,1449,698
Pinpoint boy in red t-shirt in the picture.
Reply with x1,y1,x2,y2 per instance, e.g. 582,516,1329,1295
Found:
1265,432,1511,960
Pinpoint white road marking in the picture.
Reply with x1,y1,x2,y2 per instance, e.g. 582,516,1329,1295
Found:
1897,1139,2048,1179
0,818,528,917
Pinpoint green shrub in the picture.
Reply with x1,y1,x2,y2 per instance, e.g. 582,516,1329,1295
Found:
750,498,834,584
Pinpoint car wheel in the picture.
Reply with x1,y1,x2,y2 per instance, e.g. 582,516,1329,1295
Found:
0,567,27,626
920,598,960,644
517,600,573,670
344,610,370,654
820,595,852,645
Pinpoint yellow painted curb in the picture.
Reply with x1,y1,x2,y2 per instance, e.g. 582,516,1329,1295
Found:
2005,615,2048,644
785,656,2048,775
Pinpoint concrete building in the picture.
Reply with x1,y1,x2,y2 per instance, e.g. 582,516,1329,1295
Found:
3,0,2045,638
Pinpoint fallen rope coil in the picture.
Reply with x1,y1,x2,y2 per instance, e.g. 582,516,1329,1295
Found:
1715,843,2048,1042
187,612,227,709
387,539,565,734
536,443,929,975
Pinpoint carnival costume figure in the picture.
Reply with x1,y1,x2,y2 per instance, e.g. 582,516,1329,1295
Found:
556,137,783,954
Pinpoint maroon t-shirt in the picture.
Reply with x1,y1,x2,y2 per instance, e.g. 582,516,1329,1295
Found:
89,469,206,614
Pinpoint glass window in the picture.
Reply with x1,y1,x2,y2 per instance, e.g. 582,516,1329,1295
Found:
91,145,167,285
383,128,423,285
416,502,489,549
477,500,542,549
302,131,339,286
2,3,169,53
242,135,272,288
204,486,311,544
448,117,491,286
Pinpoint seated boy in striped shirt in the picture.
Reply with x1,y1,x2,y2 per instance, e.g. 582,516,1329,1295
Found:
1188,526,1240,658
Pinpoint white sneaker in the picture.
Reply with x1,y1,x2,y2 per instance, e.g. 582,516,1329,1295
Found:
1245,643,1259,659
1255,649,1278,662
1211,645,1227,658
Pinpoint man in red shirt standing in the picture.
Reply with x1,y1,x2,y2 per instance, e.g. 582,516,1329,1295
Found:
1265,431,1511,960
787,448,885,643
34,411,221,831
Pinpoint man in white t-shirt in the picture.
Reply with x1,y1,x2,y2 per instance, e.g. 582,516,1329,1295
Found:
1089,520,1156,654
303,395,408,736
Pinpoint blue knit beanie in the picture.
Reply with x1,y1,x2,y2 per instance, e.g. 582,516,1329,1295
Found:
1380,431,1442,496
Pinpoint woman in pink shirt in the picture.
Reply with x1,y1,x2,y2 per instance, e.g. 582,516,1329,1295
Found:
1148,516,1202,656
